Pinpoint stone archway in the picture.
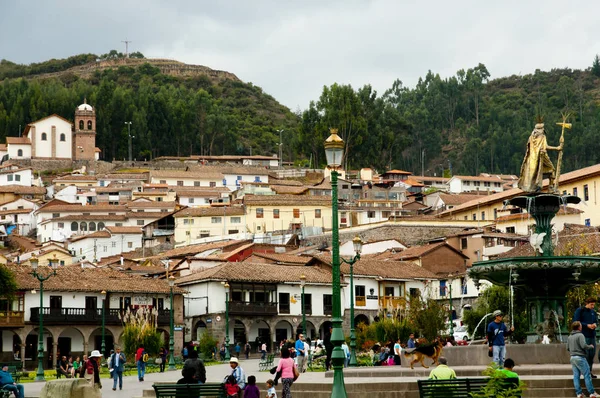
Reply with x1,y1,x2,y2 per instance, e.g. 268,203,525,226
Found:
295,320,317,341
274,320,294,345
249,319,271,352
355,314,370,326
56,327,86,359
88,327,115,358
24,327,54,370
1,330,22,364
194,320,207,341
319,321,333,340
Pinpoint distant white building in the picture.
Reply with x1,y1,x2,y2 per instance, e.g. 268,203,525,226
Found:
447,175,504,194
66,226,143,262
0,165,33,187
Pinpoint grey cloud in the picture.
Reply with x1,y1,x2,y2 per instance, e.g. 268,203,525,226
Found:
1,1,599,110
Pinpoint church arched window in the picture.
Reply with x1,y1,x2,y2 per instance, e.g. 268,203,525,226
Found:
79,120,84,130
17,149,23,157
60,133,66,142
87,120,92,130
41,133,47,141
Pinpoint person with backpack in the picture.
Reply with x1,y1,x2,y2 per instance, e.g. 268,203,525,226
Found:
244,342,251,359
110,347,126,391
135,344,147,382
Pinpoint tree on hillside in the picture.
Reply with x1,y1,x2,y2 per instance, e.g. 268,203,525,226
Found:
592,55,600,77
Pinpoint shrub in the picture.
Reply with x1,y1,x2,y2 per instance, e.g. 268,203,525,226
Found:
120,307,164,356
198,331,218,360
470,363,526,398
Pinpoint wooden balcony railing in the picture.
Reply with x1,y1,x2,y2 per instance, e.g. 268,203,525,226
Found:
0,310,25,327
355,296,366,307
228,301,278,316
379,296,407,309
323,304,333,316
30,307,171,325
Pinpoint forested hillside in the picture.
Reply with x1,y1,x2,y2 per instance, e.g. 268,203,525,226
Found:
296,58,600,175
1,52,600,174
0,53,298,160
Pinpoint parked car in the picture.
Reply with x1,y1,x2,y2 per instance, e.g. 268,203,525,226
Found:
453,325,470,341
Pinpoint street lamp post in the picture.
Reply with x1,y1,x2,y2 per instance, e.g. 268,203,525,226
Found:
101,290,106,359
30,256,56,382
278,129,284,170
125,121,133,161
341,236,363,367
324,128,348,398
300,275,306,336
448,274,454,336
224,282,230,360
168,276,176,371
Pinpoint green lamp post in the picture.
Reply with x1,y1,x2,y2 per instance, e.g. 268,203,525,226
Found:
300,275,307,336
324,128,348,398
341,236,363,367
30,255,56,382
224,282,231,361
448,274,454,336
168,276,176,370
101,290,106,360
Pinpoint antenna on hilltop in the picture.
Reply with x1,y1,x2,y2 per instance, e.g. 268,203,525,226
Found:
121,38,132,58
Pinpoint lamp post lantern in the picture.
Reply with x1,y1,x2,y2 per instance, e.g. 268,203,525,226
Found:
300,275,306,336
324,128,348,398
224,282,231,360
30,256,56,382
101,290,107,359
168,276,176,370
125,121,133,162
342,236,363,367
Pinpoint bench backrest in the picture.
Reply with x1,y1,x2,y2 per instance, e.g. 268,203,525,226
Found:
153,383,225,398
417,378,520,398
6,366,17,376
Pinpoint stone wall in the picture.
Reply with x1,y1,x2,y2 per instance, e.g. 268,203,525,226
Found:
10,159,115,175
304,224,468,247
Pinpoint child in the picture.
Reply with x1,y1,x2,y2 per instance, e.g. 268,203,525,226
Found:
266,379,277,398
225,374,240,397
243,375,260,398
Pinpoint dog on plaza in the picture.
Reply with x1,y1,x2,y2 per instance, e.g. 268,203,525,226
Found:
403,337,443,369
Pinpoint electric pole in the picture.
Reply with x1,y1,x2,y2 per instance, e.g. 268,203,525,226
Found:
125,122,133,161
278,129,284,170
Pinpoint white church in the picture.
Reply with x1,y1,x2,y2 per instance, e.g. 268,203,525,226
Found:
0,100,100,162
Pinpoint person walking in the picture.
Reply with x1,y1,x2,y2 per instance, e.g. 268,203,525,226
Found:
159,347,168,373
294,334,306,372
276,348,298,398
83,350,102,389
324,327,333,371
261,342,267,360
393,338,402,366
568,321,600,398
486,310,514,368
110,346,126,391
135,344,146,382
244,342,251,360
573,297,598,377
0,364,24,398
428,357,456,380
235,342,242,358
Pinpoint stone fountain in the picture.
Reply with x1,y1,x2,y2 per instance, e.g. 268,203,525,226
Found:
468,118,600,342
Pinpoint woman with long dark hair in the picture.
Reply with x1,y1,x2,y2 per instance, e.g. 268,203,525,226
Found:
276,348,298,397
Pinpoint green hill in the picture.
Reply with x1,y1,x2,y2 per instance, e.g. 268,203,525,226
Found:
0,52,298,161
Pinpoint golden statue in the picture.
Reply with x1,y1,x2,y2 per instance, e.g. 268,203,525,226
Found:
518,117,569,193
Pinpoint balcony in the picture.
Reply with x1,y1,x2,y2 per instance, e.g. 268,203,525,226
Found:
30,308,171,326
379,296,407,309
228,301,278,316
355,296,366,307
323,304,333,316
0,310,25,327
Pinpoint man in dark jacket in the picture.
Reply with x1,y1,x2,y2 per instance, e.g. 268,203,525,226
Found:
110,347,126,391
573,297,598,377
182,349,206,384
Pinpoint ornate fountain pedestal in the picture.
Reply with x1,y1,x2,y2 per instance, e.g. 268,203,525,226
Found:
469,193,600,342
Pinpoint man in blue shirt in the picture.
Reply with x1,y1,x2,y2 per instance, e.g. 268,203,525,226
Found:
573,297,598,377
487,310,514,368
0,364,24,398
407,333,416,349
295,333,306,372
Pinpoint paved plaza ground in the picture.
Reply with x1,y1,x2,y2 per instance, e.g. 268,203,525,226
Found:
17,359,589,397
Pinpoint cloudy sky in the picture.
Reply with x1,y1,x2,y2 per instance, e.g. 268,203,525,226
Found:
1,1,598,110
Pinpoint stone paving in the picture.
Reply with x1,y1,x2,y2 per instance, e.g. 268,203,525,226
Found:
18,359,585,397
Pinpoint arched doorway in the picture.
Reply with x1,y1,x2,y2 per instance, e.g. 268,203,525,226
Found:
25,327,53,369
320,321,333,340
157,328,170,354
57,327,85,359
194,320,207,341
88,327,114,358
1,330,22,363
233,320,247,346
275,320,294,345
295,321,317,341
249,320,271,352
354,314,370,326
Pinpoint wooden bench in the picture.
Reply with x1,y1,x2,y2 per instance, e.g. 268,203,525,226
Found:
153,383,226,398
6,366,22,383
259,354,274,371
417,377,520,398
